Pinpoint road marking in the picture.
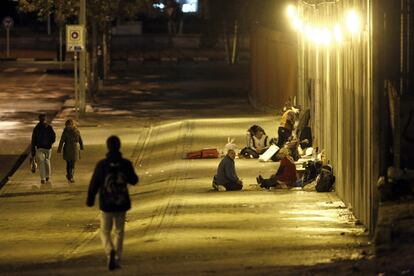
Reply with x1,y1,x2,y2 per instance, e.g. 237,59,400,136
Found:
23,68,39,73
31,74,47,87
3,68,18,72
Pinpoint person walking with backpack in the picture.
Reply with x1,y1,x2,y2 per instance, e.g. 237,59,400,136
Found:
31,113,56,185
87,135,139,271
57,119,84,183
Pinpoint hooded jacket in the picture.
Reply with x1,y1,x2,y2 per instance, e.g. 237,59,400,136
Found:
87,151,139,212
58,126,84,161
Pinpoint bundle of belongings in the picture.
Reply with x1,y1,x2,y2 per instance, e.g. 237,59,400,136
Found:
253,103,336,192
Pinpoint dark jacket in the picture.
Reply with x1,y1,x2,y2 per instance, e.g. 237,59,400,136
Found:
31,122,56,155
87,151,139,212
214,155,240,184
58,127,84,161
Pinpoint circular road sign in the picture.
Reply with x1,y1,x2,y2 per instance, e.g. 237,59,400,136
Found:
71,31,79,40
2,17,14,29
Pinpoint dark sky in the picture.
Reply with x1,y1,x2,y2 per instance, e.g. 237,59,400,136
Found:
0,0,18,19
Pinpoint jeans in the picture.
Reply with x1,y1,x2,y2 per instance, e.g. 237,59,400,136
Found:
36,148,52,181
100,211,126,262
277,127,292,148
66,160,75,180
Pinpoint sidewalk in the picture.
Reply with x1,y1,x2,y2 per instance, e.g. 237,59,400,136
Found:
0,64,370,275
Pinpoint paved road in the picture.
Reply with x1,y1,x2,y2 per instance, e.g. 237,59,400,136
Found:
0,63,369,275
0,61,73,186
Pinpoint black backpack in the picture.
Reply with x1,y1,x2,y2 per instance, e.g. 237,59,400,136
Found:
102,162,128,206
303,160,322,184
316,165,336,192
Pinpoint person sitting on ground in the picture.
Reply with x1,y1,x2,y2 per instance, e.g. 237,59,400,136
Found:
240,125,270,158
272,139,301,162
277,107,299,148
212,149,243,191
257,151,298,189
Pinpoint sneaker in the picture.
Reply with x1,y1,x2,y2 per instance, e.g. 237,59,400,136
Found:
41,179,46,184
212,182,219,191
69,178,75,183
114,261,122,270
212,182,226,191
108,249,116,271
258,175,264,183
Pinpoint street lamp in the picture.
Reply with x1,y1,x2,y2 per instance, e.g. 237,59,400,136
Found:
287,5,361,47
346,10,361,35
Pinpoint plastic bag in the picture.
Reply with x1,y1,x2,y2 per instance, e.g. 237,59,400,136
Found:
30,156,37,173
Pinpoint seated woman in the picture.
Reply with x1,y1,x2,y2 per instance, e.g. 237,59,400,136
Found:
256,151,298,189
240,125,269,158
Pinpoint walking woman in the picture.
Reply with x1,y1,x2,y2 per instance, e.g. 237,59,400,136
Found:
58,119,84,183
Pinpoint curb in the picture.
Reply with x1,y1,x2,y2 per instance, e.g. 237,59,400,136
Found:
113,56,250,63
1,57,250,63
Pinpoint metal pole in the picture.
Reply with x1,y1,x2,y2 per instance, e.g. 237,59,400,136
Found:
79,0,87,115
47,14,51,35
59,26,63,69
6,28,10,58
74,52,79,121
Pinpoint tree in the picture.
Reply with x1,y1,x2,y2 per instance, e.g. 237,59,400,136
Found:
205,0,250,64
19,0,155,101
19,0,79,64
86,0,154,99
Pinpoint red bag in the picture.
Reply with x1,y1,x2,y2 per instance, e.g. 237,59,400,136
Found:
186,149,219,159
201,148,219,158
187,151,202,159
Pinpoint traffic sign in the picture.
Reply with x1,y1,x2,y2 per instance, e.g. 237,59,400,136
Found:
66,25,85,52
2,17,14,29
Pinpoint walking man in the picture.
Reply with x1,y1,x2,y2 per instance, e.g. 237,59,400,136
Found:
212,149,243,191
87,135,139,270
31,113,56,185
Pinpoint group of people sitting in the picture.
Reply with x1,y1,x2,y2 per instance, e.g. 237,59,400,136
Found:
213,105,313,192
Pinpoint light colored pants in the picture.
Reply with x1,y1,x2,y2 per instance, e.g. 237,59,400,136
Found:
100,211,126,262
36,148,52,181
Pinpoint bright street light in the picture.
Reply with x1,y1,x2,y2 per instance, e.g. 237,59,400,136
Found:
286,4,361,46
346,10,361,34
333,24,343,43
287,4,297,17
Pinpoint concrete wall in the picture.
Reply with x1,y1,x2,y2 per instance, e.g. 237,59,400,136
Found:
250,26,297,111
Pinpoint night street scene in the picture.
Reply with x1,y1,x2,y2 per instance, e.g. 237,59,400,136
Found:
0,0,414,275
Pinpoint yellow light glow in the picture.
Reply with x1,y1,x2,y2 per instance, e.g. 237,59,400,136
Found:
346,10,360,34
287,5,296,17
288,6,362,46
333,24,343,43
292,17,303,31
321,28,332,45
